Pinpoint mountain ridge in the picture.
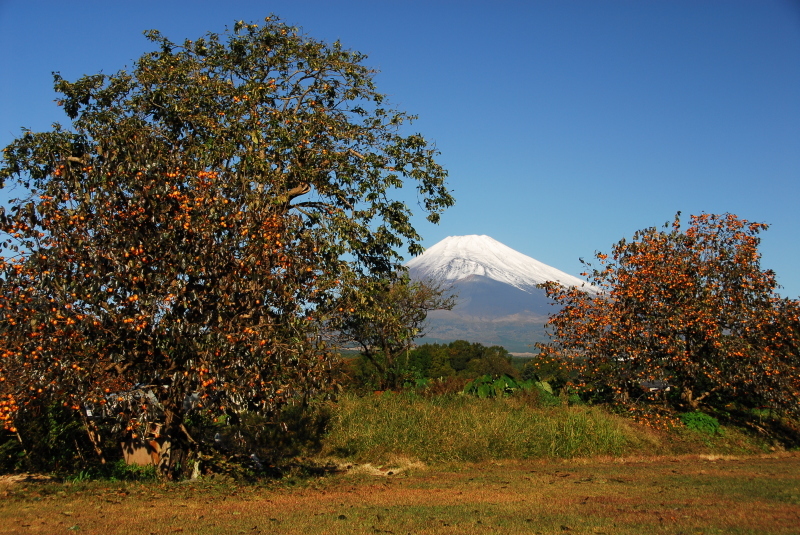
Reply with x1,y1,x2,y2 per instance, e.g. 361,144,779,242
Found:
406,235,588,292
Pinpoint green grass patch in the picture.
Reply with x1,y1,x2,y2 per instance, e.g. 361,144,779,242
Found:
323,392,655,463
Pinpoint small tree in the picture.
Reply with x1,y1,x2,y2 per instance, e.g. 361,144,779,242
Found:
538,213,800,420
333,274,455,389
0,17,452,475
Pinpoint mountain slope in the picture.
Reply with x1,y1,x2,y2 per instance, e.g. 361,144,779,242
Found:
406,235,587,291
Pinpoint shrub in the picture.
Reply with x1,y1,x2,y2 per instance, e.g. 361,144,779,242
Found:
680,411,722,436
462,374,560,406
0,403,106,474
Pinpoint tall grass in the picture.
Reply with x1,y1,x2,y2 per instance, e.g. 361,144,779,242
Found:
323,393,655,463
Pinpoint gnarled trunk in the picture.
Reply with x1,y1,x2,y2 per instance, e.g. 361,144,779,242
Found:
158,403,196,479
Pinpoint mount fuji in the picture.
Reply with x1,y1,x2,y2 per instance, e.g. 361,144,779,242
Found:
406,235,591,353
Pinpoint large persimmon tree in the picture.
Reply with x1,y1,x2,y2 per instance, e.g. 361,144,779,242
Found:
538,213,800,419
0,17,452,474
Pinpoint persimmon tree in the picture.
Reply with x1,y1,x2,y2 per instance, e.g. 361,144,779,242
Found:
0,17,452,474
332,274,455,390
538,213,800,420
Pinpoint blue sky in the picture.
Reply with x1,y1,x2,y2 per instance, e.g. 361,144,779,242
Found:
2,1,798,297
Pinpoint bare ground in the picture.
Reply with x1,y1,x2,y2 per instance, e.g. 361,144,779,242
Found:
1,453,799,534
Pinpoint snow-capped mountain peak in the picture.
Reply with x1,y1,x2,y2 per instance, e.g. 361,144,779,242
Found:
406,235,588,292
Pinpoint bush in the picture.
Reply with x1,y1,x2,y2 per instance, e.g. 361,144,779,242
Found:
66,460,159,483
680,411,722,436
0,403,108,474
184,400,333,478
420,376,470,396
520,355,574,392
462,374,561,406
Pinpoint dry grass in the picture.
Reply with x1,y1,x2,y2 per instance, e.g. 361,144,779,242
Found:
1,453,799,534
321,392,769,464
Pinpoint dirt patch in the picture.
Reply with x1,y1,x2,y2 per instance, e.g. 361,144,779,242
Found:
333,456,426,477
0,473,53,488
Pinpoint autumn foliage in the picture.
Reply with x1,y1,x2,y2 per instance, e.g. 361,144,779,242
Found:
0,17,452,474
538,213,800,422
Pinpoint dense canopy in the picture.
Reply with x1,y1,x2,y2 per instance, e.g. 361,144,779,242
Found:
538,213,800,422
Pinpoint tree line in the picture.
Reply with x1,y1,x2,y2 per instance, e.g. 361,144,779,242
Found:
345,339,518,391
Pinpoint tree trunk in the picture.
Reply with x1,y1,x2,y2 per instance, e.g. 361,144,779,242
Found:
82,416,107,465
159,404,196,479
682,387,712,410
683,388,700,410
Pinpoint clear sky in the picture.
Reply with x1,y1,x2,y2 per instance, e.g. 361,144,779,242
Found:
2,1,798,297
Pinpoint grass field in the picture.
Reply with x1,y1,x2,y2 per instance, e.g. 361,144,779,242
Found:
323,393,648,462
2,393,796,534
2,453,799,534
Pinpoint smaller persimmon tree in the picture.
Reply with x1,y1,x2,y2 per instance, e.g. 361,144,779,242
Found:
332,274,455,390
537,213,800,421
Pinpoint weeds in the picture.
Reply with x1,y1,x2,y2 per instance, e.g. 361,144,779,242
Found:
64,460,158,483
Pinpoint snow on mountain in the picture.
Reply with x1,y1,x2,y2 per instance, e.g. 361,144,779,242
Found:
406,235,588,292
405,235,592,351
